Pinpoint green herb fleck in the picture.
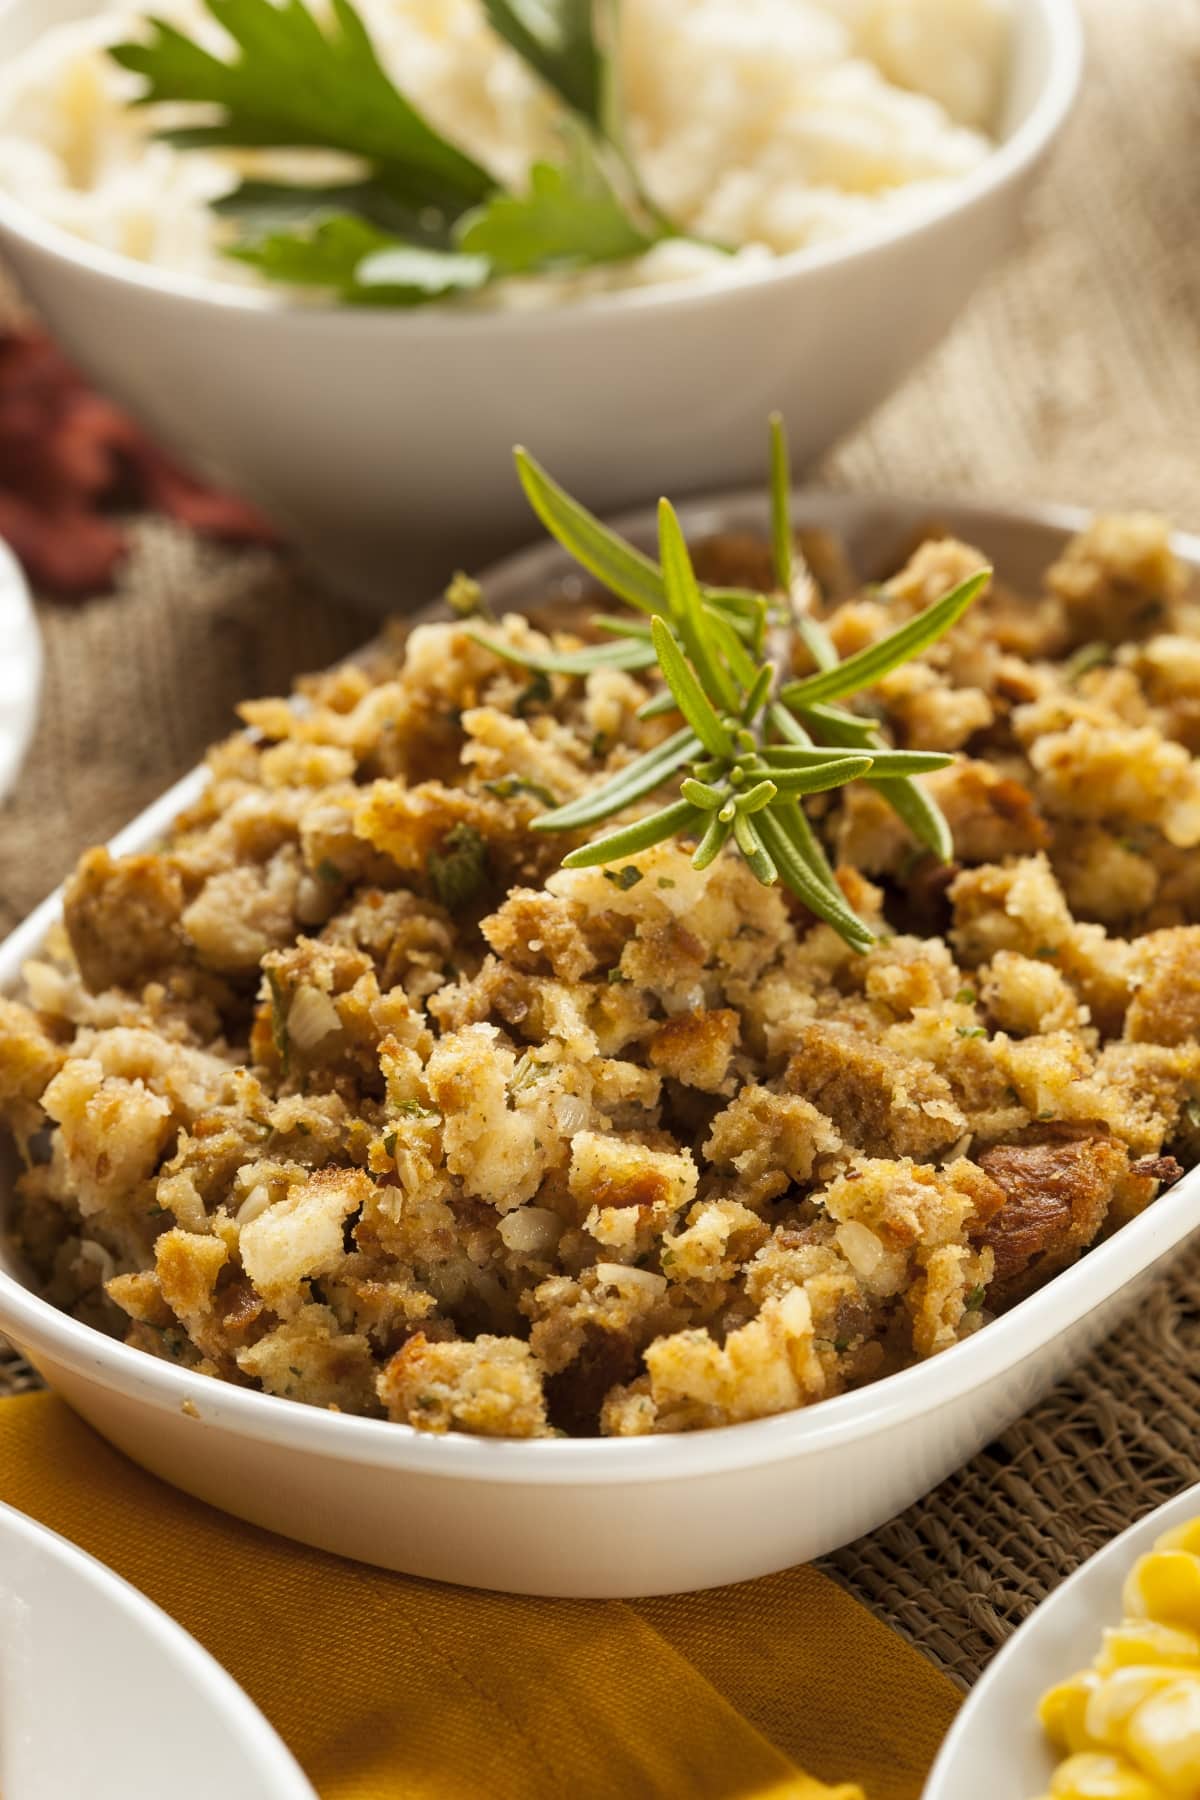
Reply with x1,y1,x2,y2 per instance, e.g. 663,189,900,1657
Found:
607,967,630,984
1061,641,1111,684
509,1051,551,1093
833,1335,850,1353
965,1285,986,1312
445,570,488,619
1035,945,1060,960
603,865,644,891
265,969,290,1074
427,822,488,912
396,1099,436,1119
483,775,558,806
954,988,977,1005
656,877,676,889
316,857,342,884
956,1025,988,1040
515,669,553,716
382,1130,398,1156
415,1392,440,1411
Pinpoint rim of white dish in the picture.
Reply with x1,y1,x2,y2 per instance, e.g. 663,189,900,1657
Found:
0,533,41,802
0,1501,316,1798
1,485,1198,1487
0,0,1083,332
923,1477,1200,1798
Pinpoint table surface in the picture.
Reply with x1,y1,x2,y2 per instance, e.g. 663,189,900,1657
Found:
2,0,1199,1690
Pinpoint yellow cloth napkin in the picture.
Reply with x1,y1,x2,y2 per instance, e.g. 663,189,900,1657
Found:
0,1393,958,1799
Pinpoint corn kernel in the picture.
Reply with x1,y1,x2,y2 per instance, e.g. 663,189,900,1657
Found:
1155,1521,1200,1559
1122,1675,1200,1793
1123,1552,1200,1633
1085,1667,1183,1745
1097,1622,1200,1674
1046,1749,1163,1797
1041,1672,1104,1753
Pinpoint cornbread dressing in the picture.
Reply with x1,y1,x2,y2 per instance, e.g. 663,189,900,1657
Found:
1,512,1198,1439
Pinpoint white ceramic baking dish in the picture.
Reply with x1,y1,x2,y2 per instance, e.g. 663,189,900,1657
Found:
1,490,1197,1600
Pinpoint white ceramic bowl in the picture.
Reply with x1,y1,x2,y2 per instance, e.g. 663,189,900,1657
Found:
0,489,1196,1599
0,0,1081,606
0,1501,314,1798
925,1480,1200,1799
0,532,40,802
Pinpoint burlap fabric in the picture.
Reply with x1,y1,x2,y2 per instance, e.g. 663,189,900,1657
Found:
2,0,1198,1689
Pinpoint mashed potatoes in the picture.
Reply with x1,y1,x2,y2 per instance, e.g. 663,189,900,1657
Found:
1,510,1197,1440
0,0,1009,303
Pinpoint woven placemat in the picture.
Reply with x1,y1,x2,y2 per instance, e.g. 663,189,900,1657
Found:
2,0,1199,1691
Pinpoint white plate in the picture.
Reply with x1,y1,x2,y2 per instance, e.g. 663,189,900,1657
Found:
0,491,1198,1599
0,533,40,801
924,1480,1200,1798
0,1500,314,1799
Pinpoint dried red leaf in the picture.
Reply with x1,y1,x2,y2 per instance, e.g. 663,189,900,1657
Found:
0,328,278,598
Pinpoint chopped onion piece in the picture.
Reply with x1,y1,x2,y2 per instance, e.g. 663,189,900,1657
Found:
287,984,341,1050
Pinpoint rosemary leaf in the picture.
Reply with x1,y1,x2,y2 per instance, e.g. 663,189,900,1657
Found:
467,628,655,676
741,662,775,723
796,615,840,675
768,701,814,747
870,776,954,863
757,807,875,950
785,794,838,888
733,809,778,885
791,702,877,745
561,798,704,868
651,618,735,759
768,412,794,595
658,501,739,711
514,449,666,617
764,755,875,795
692,812,733,870
535,725,698,831
592,614,654,640
709,608,763,691
637,688,681,722
780,569,991,708
761,746,953,777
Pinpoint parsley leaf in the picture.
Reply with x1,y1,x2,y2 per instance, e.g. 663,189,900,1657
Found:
458,131,656,275
212,175,453,244
481,0,604,125
110,0,493,214
110,0,683,302
230,215,490,303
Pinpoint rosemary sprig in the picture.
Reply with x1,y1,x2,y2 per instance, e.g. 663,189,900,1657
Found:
469,418,990,950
